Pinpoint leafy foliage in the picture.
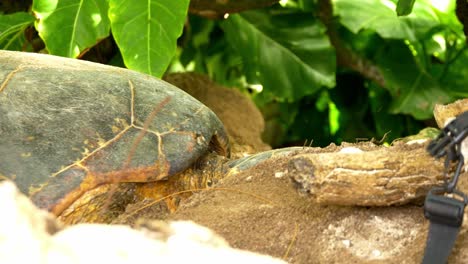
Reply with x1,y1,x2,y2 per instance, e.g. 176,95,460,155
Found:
333,0,439,41
334,0,466,119
1,0,467,147
5,0,189,78
0,12,34,50
222,10,336,102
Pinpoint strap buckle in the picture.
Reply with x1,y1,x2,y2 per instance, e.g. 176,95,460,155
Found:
427,111,467,193
427,111,468,159
424,187,467,227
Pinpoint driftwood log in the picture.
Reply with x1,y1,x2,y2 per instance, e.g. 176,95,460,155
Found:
287,142,450,206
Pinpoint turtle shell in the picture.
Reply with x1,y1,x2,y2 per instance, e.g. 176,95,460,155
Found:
0,51,229,215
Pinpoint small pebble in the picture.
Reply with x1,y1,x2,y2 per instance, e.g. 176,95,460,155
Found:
274,172,284,178
406,139,428,145
342,240,351,248
339,147,363,154
245,176,252,182
371,249,381,257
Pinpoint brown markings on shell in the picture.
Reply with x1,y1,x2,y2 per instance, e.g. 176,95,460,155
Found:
122,95,171,169
0,66,23,93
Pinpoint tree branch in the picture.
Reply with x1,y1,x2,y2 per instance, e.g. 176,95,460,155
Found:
317,0,386,87
189,0,279,19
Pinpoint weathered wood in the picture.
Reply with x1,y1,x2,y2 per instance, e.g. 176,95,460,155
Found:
433,98,468,128
433,98,468,172
288,142,449,206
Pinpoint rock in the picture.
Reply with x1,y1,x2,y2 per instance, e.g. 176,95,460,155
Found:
0,181,285,264
0,180,62,263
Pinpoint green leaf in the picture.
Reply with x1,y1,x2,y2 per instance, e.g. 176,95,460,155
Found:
178,15,215,68
438,48,468,98
375,40,452,119
333,0,440,41
396,0,415,16
33,0,110,57
368,85,410,142
221,10,335,102
0,12,35,50
108,0,190,77
298,0,318,11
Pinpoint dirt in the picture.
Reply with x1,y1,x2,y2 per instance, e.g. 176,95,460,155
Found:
115,145,444,263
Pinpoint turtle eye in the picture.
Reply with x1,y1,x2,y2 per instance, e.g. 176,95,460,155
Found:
206,179,213,187
206,178,218,187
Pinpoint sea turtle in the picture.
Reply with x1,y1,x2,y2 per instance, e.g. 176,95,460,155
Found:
0,50,230,215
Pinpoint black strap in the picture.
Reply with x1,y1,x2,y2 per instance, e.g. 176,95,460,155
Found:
422,190,466,264
422,222,460,264
422,111,468,263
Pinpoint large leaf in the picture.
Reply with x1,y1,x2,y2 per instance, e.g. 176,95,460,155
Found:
438,49,468,98
375,41,452,119
108,0,190,77
333,0,440,41
33,0,110,57
221,10,335,102
0,12,35,51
